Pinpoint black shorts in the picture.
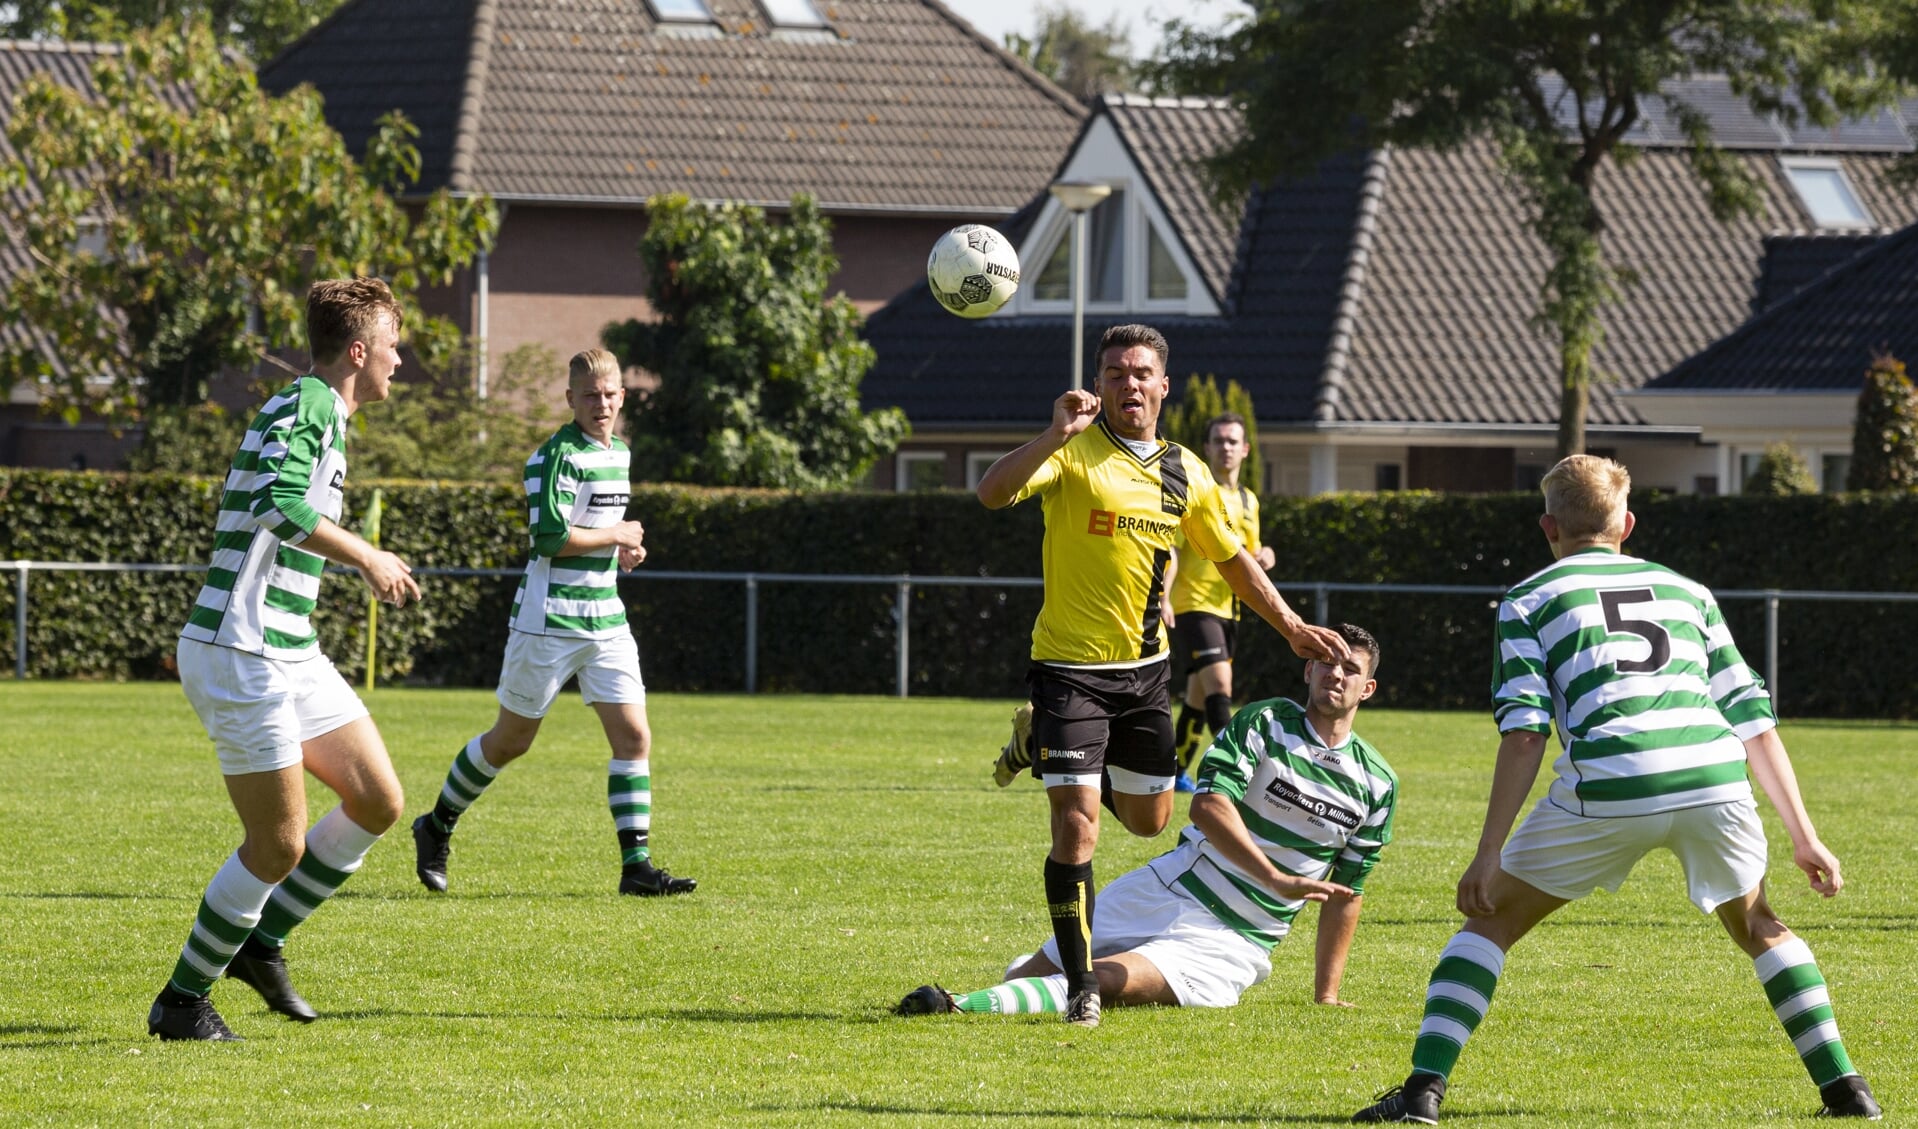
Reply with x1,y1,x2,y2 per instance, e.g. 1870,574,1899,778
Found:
1025,660,1176,791
1172,612,1237,673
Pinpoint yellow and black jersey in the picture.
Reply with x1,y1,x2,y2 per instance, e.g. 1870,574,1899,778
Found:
1171,483,1261,619
1009,421,1244,666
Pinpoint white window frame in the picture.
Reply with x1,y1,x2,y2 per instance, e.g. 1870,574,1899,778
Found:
965,451,1010,491
1779,158,1874,230
894,451,947,492
646,0,716,23
1014,180,1216,318
759,0,827,28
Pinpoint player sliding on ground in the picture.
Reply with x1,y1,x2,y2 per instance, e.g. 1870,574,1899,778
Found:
900,624,1393,1019
1352,454,1881,1124
410,349,695,898
976,323,1349,1027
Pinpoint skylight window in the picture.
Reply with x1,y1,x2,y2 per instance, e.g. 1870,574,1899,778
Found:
1782,160,1873,229
647,0,715,22
760,0,827,28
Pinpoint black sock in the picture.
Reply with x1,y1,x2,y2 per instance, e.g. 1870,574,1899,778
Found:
1174,703,1205,773
1044,857,1097,997
429,798,461,835
1204,692,1234,736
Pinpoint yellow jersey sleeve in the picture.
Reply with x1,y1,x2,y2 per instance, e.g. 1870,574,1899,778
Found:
1006,445,1067,506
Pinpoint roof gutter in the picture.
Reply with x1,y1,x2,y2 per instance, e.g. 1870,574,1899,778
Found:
429,190,1020,218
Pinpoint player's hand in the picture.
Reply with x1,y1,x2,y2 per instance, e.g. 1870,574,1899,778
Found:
1051,390,1100,439
1285,622,1350,665
359,550,421,607
1161,605,1176,629
609,519,646,551
1255,545,1276,571
1794,838,1843,897
1455,851,1502,917
618,544,647,570
1268,874,1353,904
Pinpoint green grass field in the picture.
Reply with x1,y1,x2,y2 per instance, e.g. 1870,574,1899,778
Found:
0,684,1911,1126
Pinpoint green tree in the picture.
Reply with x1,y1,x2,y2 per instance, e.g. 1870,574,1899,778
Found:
1163,373,1261,493
0,19,498,423
1147,2,1906,460
2,0,344,62
1004,4,1133,103
1742,442,1818,497
1847,353,1918,491
601,194,907,490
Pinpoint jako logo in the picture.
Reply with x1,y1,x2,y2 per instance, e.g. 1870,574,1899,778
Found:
1088,510,1116,536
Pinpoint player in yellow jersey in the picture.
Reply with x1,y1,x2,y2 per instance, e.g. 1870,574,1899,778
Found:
1162,413,1275,792
976,323,1350,1028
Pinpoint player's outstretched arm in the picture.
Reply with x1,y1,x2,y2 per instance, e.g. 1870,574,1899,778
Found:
1744,727,1842,897
1216,551,1348,664
562,519,646,556
1456,729,1547,917
1191,792,1354,905
299,519,420,607
976,390,1099,509
1313,894,1362,1006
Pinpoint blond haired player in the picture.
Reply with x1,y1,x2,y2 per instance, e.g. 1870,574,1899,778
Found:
1353,454,1880,1123
410,350,695,899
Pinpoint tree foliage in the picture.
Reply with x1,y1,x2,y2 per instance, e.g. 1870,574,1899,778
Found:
1,0,345,63
602,194,907,490
1163,372,1261,492
1848,353,1918,492
0,19,498,422
1743,442,1818,497
1146,1,1908,460
1004,4,1134,103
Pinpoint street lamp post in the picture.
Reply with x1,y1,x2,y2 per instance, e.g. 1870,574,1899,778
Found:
1047,180,1112,391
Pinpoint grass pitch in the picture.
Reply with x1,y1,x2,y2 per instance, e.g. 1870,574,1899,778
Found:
0,683,1911,1126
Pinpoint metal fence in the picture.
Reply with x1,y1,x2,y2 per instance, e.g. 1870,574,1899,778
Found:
7,559,1918,711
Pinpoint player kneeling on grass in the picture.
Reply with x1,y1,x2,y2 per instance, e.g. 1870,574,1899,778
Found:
151,279,421,1041
901,624,1395,1019
1352,455,1880,1125
409,349,694,898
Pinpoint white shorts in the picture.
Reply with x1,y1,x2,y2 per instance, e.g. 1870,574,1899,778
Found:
1500,796,1770,913
496,629,646,719
176,638,369,776
1036,863,1271,1008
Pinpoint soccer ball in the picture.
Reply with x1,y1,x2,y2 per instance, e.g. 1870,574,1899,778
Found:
927,224,1020,319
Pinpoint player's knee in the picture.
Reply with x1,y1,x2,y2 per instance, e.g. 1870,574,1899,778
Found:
245,832,304,882
346,783,405,834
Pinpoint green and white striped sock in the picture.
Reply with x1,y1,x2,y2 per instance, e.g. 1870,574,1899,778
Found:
610,758,651,866
253,807,381,948
1755,937,1858,1087
167,852,275,997
955,975,1068,1015
1410,931,1506,1081
430,736,502,834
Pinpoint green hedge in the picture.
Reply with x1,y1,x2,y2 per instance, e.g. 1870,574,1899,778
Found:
2,470,1914,716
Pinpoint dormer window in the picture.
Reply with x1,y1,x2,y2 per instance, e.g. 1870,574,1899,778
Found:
1015,180,1215,316
647,0,715,22
1032,188,1126,302
1781,159,1873,229
760,0,827,29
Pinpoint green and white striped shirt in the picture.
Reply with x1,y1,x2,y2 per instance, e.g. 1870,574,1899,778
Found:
1147,697,1398,951
180,376,346,661
509,422,631,638
1493,547,1774,817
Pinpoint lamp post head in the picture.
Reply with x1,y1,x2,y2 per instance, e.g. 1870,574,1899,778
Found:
1048,180,1113,213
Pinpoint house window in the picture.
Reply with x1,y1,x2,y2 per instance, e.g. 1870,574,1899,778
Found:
1374,464,1402,492
1032,189,1126,302
1146,224,1186,301
895,452,946,492
1821,453,1851,493
1781,160,1873,229
1737,451,1763,491
966,451,1009,490
760,0,826,27
647,0,715,21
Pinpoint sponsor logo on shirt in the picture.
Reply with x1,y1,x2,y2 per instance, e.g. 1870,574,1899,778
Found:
1088,509,1116,536
1087,509,1176,539
589,492,631,508
1263,776,1361,830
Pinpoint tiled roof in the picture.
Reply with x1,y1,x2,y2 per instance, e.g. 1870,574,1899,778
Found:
1646,220,1918,392
260,0,1085,213
1101,95,1243,306
863,83,1918,430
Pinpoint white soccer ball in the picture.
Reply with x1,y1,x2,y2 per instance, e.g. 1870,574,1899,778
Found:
927,224,1020,319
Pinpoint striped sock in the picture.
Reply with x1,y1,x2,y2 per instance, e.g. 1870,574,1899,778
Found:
956,975,1068,1015
610,758,651,866
430,736,502,834
1755,937,1858,1087
253,807,381,948
1410,931,1507,1081
167,852,275,997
